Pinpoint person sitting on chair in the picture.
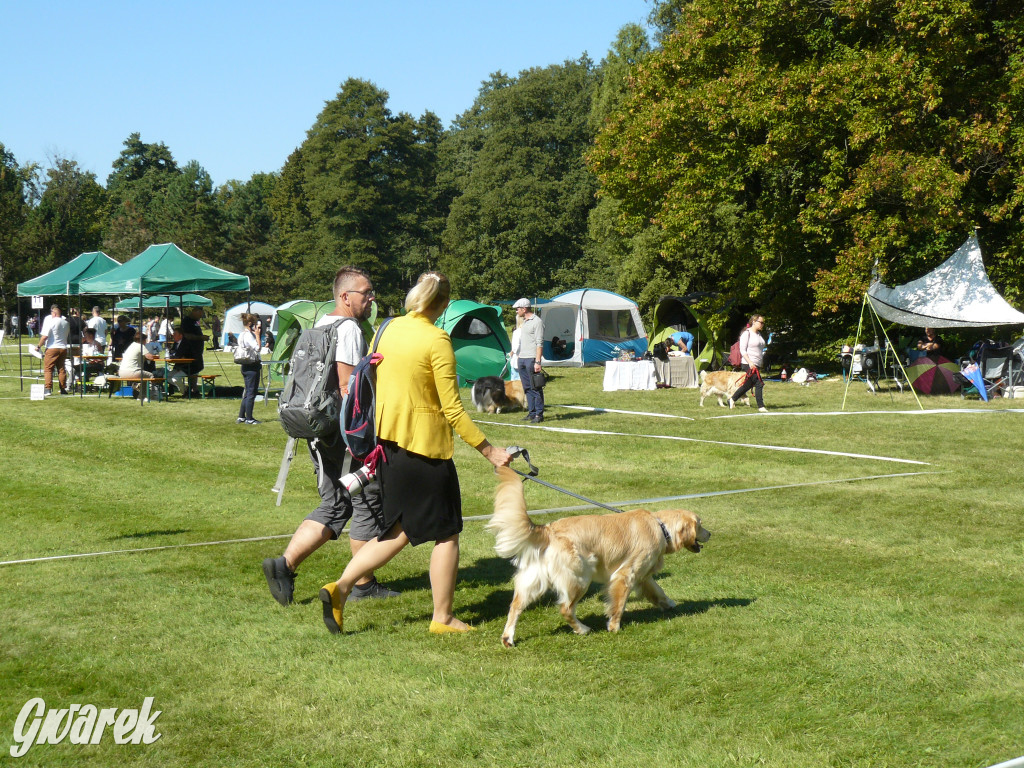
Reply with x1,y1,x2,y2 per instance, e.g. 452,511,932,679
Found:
916,328,943,356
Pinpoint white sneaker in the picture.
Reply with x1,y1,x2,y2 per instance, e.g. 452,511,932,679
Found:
758,407,768,413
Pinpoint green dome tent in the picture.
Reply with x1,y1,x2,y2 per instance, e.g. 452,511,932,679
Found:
649,294,725,372
435,300,511,385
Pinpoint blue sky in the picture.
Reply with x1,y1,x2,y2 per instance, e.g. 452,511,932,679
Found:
2,1,651,187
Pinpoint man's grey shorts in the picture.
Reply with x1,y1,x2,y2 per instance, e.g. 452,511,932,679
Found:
305,482,387,542
305,441,388,542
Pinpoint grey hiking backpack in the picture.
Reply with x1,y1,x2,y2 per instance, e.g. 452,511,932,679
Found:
278,317,353,440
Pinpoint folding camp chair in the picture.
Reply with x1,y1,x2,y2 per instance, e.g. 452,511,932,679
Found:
961,344,1015,400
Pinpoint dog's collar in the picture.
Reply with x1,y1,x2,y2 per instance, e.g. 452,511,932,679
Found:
656,519,671,547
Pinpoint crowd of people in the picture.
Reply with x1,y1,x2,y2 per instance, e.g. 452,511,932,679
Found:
31,304,211,398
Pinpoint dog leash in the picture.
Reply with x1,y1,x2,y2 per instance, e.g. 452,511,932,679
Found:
505,446,622,513
505,447,672,545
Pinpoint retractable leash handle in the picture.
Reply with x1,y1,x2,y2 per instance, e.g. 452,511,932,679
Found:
505,445,539,477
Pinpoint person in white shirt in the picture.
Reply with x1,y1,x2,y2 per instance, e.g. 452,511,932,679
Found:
38,305,70,395
729,314,770,412
118,330,159,380
86,306,107,343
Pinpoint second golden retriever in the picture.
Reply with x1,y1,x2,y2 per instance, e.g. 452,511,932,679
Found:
699,369,750,408
487,467,710,647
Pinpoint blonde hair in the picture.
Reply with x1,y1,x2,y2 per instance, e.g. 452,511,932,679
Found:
405,271,451,315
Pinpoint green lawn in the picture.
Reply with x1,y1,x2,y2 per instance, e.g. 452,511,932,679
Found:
1,350,1022,767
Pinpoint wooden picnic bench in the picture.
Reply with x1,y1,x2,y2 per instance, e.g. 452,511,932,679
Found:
104,376,165,400
198,374,219,399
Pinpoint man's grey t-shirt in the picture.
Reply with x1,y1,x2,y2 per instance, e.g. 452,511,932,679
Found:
518,314,544,361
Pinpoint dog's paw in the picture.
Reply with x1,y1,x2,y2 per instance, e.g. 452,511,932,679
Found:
501,634,516,648
496,407,503,414
574,624,592,636
606,620,620,633
660,598,677,611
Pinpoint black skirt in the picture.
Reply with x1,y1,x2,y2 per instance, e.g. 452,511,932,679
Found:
378,440,462,546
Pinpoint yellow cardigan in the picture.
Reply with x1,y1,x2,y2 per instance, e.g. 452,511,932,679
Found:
373,311,486,460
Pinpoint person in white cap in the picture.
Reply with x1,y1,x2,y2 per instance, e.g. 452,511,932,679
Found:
513,298,545,422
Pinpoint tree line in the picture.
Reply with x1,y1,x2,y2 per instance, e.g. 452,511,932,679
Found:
4,1,1023,344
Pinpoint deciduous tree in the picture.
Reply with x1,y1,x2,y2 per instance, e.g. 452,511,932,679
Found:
591,0,1024,337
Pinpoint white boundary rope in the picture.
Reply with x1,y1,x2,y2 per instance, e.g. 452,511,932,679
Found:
549,404,695,420
0,471,939,567
473,420,930,465
983,756,1024,768
707,408,1024,418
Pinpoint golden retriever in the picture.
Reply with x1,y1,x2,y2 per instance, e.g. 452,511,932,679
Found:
487,467,711,647
699,369,750,408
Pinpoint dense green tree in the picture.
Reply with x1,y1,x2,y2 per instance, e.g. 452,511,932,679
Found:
219,173,286,303
102,133,223,265
103,133,179,261
0,144,31,320
273,79,444,309
590,0,1024,338
19,158,106,273
156,160,222,258
584,26,661,302
439,58,601,303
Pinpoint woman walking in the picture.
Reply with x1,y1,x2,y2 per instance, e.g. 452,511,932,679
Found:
236,312,262,425
319,271,511,635
729,314,770,412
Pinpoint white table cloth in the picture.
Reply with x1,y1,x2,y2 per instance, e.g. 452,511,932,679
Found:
603,360,657,391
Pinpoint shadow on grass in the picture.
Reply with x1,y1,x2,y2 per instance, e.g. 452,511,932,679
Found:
109,528,192,540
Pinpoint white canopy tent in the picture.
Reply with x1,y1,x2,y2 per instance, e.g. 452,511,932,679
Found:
221,301,277,348
867,233,1024,328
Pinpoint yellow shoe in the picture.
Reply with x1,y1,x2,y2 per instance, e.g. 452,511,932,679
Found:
319,583,343,634
429,620,477,635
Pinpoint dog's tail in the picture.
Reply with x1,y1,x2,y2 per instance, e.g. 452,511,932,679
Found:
699,369,707,383
488,466,547,560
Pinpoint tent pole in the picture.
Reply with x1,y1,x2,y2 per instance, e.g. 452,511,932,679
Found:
841,296,869,411
865,299,924,411
18,295,24,390
77,293,84,399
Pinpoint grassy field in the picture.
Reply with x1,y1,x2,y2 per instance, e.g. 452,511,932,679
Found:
1,346,1022,767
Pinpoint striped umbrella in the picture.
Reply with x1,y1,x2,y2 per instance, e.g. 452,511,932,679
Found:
906,355,961,395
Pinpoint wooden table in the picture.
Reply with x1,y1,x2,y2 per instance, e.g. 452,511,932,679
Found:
153,358,194,398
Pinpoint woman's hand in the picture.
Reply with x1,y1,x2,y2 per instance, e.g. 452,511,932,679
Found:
479,442,512,468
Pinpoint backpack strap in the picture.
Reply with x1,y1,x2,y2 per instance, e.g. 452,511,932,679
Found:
369,317,394,353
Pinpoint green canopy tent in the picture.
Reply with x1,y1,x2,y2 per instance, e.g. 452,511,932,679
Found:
114,294,212,310
435,300,511,385
14,251,121,388
16,251,121,297
78,243,249,295
78,243,250,405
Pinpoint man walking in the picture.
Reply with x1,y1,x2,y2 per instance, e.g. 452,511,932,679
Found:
514,298,545,423
262,266,398,606
38,305,70,396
